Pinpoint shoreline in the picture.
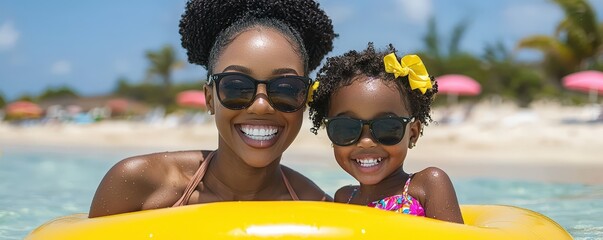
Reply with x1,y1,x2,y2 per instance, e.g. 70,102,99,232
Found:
2,102,602,184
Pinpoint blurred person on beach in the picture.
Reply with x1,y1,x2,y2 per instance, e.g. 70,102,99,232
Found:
89,0,336,217
308,43,463,223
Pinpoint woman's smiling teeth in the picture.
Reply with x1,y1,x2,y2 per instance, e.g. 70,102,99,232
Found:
240,125,278,141
355,158,382,167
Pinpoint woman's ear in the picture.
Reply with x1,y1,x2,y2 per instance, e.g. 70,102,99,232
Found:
204,84,215,115
408,120,421,148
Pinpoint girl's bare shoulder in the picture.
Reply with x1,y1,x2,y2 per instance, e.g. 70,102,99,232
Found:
412,167,453,186
408,167,455,202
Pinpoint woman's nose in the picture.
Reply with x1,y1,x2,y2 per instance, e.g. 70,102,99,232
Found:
246,84,276,114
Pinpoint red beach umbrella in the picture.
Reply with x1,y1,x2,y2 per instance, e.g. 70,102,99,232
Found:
5,101,43,118
106,98,130,114
562,70,603,102
176,90,206,108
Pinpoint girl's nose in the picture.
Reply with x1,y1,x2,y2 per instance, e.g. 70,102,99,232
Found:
246,84,276,114
356,125,377,148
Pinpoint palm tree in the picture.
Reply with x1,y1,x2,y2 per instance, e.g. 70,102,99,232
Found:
484,41,549,107
516,0,603,88
419,17,489,94
38,86,79,101
145,45,184,89
0,93,6,108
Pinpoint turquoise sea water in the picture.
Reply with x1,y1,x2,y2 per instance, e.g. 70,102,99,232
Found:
1,146,602,239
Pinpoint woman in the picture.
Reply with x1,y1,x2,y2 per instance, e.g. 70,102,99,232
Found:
89,0,336,218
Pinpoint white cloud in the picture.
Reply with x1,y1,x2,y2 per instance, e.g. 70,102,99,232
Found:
502,3,561,37
0,21,19,51
50,60,72,75
396,0,432,24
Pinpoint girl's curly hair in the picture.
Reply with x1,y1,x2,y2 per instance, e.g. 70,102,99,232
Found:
179,0,336,75
308,43,438,134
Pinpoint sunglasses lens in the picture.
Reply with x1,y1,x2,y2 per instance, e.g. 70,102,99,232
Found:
372,118,405,145
267,77,308,112
327,118,362,146
217,75,255,109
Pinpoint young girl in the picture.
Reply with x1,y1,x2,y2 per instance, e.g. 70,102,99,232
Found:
89,0,336,217
308,43,464,223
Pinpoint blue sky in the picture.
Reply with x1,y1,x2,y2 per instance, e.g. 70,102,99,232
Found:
1,0,603,101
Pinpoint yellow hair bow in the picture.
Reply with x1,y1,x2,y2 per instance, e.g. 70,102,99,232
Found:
383,53,432,94
307,81,320,104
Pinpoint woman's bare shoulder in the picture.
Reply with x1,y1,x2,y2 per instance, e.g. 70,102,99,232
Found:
89,150,210,217
113,150,206,179
280,165,333,201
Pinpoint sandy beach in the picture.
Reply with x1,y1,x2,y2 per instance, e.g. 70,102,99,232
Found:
2,101,602,184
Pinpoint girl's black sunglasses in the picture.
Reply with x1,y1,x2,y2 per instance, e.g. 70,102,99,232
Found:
324,116,415,146
209,72,311,113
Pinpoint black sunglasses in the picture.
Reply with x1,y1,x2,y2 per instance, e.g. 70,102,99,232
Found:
324,116,415,146
209,72,311,113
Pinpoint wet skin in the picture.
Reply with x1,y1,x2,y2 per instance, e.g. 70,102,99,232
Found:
329,76,463,223
88,27,330,218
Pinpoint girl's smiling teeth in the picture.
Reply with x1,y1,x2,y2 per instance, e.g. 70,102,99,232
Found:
240,125,279,141
355,157,383,167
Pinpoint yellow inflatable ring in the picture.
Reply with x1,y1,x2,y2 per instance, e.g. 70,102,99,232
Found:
26,202,572,239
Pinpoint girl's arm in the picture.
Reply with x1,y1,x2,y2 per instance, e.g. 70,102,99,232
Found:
412,167,464,224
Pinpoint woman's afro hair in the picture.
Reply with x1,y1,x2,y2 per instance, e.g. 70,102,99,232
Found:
308,43,438,134
179,0,336,72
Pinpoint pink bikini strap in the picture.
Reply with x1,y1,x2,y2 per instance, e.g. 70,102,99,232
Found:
174,152,299,206
280,167,299,200
402,173,414,200
172,151,215,207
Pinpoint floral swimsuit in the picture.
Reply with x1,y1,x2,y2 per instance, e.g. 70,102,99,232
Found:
348,174,425,216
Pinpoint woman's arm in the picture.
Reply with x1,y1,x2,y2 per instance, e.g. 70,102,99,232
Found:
412,167,464,224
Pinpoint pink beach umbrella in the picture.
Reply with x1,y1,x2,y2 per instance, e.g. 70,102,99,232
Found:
176,90,206,108
562,70,603,103
436,74,481,104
